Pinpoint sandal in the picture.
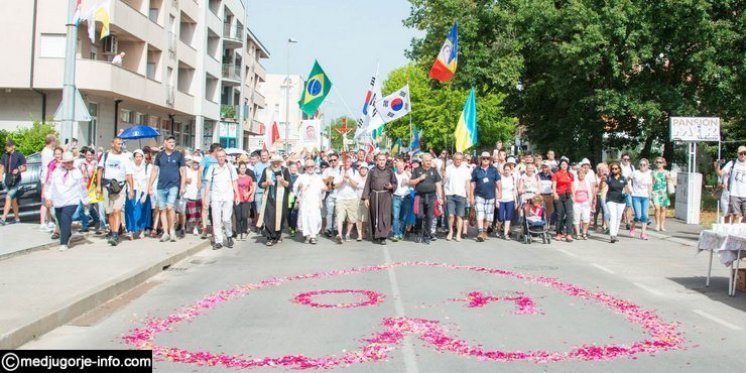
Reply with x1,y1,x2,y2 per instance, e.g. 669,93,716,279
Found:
150,230,158,239
565,236,574,242
356,236,362,242
554,234,564,241
51,232,60,240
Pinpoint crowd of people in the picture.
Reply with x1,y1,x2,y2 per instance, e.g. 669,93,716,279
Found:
2,135,746,252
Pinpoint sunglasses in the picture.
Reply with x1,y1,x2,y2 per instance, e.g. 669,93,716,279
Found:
330,159,338,162
622,158,630,161
740,152,746,156
655,161,664,164
611,167,620,170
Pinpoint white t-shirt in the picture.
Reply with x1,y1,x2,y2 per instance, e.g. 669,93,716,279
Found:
444,164,471,197
100,152,133,182
334,168,358,200
41,147,54,180
206,164,237,202
322,166,341,198
394,171,411,197
630,170,653,197
724,160,746,197
355,174,367,200
500,174,516,203
184,167,200,200
621,163,635,178
131,162,151,193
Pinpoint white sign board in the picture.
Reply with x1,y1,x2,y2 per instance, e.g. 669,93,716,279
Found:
218,122,238,138
300,120,321,150
670,117,720,142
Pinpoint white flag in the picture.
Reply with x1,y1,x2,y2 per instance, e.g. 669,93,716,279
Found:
354,64,383,139
372,84,411,130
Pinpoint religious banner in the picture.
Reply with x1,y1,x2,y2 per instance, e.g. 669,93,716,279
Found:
301,119,321,150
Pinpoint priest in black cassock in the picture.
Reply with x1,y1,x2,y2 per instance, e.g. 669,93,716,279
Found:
362,154,397,245
257,154,291,246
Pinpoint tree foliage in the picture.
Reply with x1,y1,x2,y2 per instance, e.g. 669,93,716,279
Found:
381,64,516,152
405,0,746,163
0,122,57,157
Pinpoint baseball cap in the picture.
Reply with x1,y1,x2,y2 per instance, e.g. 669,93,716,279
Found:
480,151,491,158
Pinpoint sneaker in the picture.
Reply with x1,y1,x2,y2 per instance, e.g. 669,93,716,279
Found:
37,223,47,230
610,236,617,243
170,235,177,242
476,232,485,242
47,222,56,230
304,236,310,244
336,235,343,244
176,229,185,239
57,245,69,252
0,218,6,226
310,238,317,245
160,234,170,242
213,243,223,250
200,228,209,239
324,229,333,238
380,238,387,245
423,239,431,245
344,234,351,242
431,236,438,241
226,237,234,248
629,226,636,237
640,233,649,240
108,235,119,246
390,236,399,242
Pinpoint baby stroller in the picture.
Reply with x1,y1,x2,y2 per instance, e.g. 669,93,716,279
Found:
518,196,551,245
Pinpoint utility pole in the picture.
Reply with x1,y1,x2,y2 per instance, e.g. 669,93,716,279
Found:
60,0,79,145
284,38,297,152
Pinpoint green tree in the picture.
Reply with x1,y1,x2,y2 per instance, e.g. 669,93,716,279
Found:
404,0,746,163
381,65,516,153
1,122,57,157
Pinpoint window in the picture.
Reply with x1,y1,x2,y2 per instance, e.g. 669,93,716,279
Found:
136,113,148,125
102,35,118,54
120,109,131,123
40,34,66,58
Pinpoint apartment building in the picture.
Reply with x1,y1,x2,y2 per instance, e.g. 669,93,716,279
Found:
0,0,268,151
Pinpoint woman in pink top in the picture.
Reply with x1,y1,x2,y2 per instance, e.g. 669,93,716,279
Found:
235,162,256,240
573,169,596,240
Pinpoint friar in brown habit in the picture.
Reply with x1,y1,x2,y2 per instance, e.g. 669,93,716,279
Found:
362,153,397,245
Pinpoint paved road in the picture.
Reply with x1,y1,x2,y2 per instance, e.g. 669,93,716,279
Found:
23,231,746,372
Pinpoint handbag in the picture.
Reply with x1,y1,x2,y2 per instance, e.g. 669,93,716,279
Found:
107,178,122,194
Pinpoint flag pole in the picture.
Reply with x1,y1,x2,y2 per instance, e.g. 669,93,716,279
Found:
407,64,413,153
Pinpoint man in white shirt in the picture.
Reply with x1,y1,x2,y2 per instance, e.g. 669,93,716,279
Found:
719,145,746,224
111,51,125,66
96,137,134,246
204,149,239,249
322,153,341,237
45,152,88,251
333,156,359,243
444,152,471,241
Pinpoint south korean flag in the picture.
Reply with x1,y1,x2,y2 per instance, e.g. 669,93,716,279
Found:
376,84,411,124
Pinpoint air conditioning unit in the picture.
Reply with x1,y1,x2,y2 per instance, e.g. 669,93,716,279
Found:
102,35,118,54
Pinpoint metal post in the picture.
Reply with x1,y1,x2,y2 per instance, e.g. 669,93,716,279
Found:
60,0,78,145
284,38,297,152
717,140,722,223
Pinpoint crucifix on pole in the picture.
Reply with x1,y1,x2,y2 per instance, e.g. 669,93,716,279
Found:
335,117,354,152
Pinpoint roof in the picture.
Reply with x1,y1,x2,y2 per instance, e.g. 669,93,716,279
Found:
246,28,270,59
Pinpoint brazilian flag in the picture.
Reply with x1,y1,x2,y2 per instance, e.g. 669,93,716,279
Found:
298,60,332,116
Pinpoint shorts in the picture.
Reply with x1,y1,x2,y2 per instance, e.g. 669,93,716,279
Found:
498,200,515,222
358,201,368,223
474,196,496,222
446,195,467,217
624,194,633,207
731,195,746,216
104,189,126,214
720,190,730,214
335,198,358,224
4,184,21,200
157,186,179,209
573,201,591,224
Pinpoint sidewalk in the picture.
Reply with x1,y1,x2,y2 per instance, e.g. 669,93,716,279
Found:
0,225,210,349
0,223,57,260
645,218,705,247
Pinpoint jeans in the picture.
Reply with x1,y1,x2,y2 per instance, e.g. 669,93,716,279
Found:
392,195,410,237
236,202,251,235
55,205,77,245
632,196,650,223
607,201,626,237
554,192,574,235
73,202,99,230
325,195,336,231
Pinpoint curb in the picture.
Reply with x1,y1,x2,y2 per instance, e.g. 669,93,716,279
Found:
0,240,211,349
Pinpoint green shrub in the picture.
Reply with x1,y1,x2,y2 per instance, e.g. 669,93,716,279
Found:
1,122,57,156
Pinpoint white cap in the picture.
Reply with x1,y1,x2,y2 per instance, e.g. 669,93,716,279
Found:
61,152,75,163
480,151,491,158
580,158,591,166
506,157,516,164
270,154,283,163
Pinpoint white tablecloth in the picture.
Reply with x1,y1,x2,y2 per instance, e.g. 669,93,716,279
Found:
697,230,746,266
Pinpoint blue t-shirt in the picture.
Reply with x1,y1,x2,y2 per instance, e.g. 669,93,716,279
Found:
253,161,269,194
200,155,217,180
154,150,185,190
471,165,501,200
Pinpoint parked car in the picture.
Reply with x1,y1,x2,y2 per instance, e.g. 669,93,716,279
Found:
0,152,42,222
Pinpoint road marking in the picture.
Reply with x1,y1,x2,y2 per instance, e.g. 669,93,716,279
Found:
693,309,743,331
632,282,664,297
591,263,615,274
383,246,420,373
556,248,578,257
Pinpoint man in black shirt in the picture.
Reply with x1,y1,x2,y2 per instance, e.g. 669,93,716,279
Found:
0,140,27,225
409,154,443,244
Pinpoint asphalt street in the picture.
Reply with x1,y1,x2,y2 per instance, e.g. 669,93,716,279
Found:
22,231,746,372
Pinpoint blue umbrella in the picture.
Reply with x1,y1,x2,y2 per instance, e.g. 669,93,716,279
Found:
119,125,160,140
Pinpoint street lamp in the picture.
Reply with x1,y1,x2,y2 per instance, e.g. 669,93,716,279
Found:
284,37,298,152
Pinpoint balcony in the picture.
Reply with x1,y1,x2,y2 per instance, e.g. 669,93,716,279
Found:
221,63,241,84
222,23,242,48
253,60,266,82
221,104,238,120
252,90,266,108
248,119,264,135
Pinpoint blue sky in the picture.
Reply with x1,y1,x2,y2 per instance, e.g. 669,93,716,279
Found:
247,0,422,123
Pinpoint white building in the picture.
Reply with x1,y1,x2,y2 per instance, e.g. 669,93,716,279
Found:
0,0,268,151
249,74,315,152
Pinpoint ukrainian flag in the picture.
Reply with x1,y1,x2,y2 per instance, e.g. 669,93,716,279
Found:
454,88,477,152
298,60,332,116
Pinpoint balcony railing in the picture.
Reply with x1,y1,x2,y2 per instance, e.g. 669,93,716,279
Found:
221,63,240,81
221,104,238,119
223,23,242,42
